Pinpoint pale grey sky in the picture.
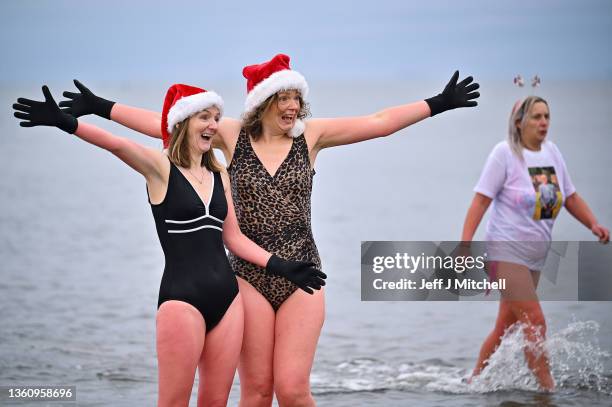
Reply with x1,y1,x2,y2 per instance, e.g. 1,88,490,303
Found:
1,0,611,84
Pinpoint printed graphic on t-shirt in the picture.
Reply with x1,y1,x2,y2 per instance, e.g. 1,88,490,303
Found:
528,166,562,220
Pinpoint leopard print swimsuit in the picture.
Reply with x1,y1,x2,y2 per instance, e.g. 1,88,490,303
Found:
227,129,321,310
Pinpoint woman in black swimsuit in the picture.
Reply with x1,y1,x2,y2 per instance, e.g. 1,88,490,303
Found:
12,84,325,407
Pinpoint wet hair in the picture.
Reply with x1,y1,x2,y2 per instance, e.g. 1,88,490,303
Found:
241,91,311,141
508,96,549,159
167,115,224,172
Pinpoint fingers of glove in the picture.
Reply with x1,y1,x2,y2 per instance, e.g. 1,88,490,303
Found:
12,103,31,113
462,101,478,108
465,91,480,101
444,70,459,91
311,276,326,287
300,286,314,295
457,76,474,88
62,91,79,99
14,112,30,120
41,86,57,105
464,82,480,93
298,261,317,268
60,107,73,115
308,283,322,291
314,270,327,279
17,97,39,107
73,79,90,93
58,100,74,108
20,121,36,127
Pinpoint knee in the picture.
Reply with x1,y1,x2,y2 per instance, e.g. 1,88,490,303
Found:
275,380,312,407
241,380,274,406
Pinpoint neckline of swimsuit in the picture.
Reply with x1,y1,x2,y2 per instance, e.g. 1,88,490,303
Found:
172,163,215,210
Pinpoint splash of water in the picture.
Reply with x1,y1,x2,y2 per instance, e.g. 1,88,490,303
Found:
469,320,609,394
311,320,610,395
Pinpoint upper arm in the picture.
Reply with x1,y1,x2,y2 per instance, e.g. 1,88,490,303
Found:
308,115,390,152
310,101,431,151
220,170,241,240
564,191,578,208
75,121,167,181
111,138,167,181
111,103,163,139
473,192,493,209
214,117,241,163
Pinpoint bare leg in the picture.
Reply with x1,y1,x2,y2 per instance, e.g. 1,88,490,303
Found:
472,262,553,391
156,300,206,407
273,288,325,407
196,294,244,407
471,299,517,377
237,278,276,407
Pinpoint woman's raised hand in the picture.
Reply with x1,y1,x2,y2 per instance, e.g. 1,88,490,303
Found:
13,86,77,133
425,71,480,116
59,79,115,119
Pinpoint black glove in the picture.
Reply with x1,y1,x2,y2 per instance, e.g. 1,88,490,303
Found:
59,79,115,119
265,255,327,295
13,86,77,134
425,71,480,116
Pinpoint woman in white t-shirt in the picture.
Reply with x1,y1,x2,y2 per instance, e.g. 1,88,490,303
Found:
461,96,609,391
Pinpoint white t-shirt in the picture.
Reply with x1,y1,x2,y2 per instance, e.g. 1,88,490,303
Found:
475,140,576,243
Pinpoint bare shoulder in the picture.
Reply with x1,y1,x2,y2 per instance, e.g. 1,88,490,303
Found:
304,119,325,153
150,148,171,181
215,117,242,151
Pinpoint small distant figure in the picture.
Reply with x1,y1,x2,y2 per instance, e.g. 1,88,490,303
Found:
531,75,541,88
513,74,525,87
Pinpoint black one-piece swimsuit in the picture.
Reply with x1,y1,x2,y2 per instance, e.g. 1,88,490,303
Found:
149,162,238,332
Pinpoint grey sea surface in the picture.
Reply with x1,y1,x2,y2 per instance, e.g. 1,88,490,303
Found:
1,81,611,406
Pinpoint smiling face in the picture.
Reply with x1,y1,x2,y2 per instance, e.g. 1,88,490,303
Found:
186,106,220,154
261,90,301,134
519,101,550,148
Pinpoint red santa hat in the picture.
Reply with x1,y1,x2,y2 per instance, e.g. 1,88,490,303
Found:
161,84,224,148
242,54,308,138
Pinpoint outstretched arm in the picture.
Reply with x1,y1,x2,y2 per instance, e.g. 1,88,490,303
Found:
219,172,326,293
565,193,609,243
60,79,163,138
310,71,480,151
59,80,238,154
13,86,166,181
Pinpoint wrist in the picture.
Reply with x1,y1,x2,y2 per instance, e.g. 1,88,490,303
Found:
425,95,444,117
265,254,282,276
95,97,116,120
59,114,78,134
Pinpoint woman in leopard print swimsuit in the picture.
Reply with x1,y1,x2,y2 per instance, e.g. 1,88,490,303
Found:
227,128,320,310
61,54,480,406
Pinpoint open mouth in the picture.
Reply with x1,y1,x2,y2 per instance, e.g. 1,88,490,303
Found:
281,114,294,125
201,133,213,141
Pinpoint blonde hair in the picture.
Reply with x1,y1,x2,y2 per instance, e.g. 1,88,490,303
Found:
241,92,310,140
167,117,224,172
508,96,549,159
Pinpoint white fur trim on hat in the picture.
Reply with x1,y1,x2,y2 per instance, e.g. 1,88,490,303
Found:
288,119,305,138
167,91,224,133
244,70,308,115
